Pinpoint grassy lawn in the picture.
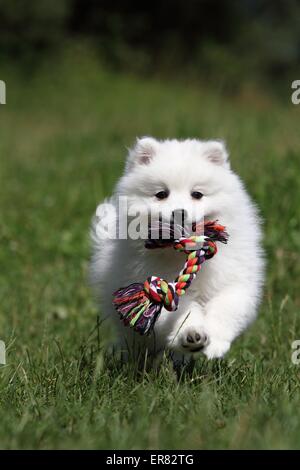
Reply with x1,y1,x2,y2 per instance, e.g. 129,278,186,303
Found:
1,48,300,449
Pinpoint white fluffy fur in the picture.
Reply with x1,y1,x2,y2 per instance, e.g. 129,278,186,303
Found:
90,137,264,360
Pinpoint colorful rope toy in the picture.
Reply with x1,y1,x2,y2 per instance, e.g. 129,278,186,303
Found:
113,221,228,336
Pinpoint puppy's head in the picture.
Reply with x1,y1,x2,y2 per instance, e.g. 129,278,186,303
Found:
116,137,237,238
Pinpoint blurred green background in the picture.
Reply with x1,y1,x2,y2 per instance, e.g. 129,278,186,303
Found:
1,0,300,91
1,0,300,450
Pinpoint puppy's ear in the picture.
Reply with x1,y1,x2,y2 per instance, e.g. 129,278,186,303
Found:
202,140,229,167
127,137,159,168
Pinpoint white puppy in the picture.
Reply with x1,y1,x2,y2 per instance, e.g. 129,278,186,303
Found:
90,138,264,360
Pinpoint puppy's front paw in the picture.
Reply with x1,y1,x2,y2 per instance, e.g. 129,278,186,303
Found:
203,338,231,359
180,328,209,353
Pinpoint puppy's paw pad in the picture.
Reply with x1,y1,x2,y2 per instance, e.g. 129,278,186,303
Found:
181,329,209,353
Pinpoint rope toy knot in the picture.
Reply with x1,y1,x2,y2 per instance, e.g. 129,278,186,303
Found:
144,277,179,312
113,221,228,336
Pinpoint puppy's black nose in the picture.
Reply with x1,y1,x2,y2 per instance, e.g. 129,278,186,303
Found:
170,209,188,239
171,209,188,222
171,209,188,233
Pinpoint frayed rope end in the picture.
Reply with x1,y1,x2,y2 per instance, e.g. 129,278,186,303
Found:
113,282,162,335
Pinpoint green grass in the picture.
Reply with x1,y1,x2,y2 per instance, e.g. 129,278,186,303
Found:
1,47,300,449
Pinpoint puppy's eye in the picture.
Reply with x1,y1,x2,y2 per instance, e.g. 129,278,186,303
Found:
191,191,203,200
155,190,169,200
